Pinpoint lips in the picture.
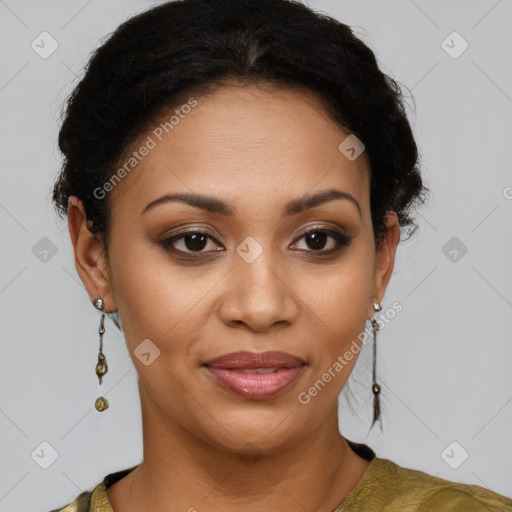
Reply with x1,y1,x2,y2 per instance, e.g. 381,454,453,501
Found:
204,351,306,400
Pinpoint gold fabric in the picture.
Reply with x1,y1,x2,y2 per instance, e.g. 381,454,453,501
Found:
51,441,512,512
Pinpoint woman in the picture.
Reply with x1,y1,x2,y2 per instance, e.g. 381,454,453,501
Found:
50,0,512,510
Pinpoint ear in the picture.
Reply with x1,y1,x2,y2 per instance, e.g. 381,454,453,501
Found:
368,211,400,317
67,196,117,312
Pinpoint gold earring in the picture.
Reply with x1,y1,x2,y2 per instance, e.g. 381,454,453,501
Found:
371,300,383,429
93,296,109,412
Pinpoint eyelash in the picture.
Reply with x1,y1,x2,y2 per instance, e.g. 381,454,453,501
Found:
159,227,351,258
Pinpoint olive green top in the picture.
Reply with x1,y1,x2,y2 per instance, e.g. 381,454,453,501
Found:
50,440,512,512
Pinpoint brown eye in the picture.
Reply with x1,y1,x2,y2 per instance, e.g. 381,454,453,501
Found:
160,231,222,254
291,228,351,253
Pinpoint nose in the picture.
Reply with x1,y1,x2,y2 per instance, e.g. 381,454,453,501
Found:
219,247,298,333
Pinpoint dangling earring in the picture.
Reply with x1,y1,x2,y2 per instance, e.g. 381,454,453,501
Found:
371,300,382,428
93,296,109,412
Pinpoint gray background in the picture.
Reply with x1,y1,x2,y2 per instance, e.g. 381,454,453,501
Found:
1,0,511,510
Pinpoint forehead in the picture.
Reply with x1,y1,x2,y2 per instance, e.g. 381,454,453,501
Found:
108,84,371,217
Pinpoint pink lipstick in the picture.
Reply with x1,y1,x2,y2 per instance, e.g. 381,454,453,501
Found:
204,351,306,400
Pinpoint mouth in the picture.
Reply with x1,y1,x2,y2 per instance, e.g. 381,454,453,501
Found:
203,351,307,400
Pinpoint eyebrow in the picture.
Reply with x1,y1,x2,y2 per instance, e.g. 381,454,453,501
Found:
142,188,361,218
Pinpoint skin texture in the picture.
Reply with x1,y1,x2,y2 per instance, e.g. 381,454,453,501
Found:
67,84,400,512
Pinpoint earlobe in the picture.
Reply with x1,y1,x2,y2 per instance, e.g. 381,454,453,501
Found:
67,196,117,311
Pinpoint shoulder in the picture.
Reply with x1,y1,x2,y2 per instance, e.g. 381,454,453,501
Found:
374,457,512,511
48,489,94,512
49,464,138,512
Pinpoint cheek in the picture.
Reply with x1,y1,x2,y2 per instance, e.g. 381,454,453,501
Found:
331,272,373,335
309,254,374,341
107,233,180,345
108,233,218,362
294,262,374,410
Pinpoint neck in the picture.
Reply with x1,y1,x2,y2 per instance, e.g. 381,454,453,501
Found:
114,387,371,512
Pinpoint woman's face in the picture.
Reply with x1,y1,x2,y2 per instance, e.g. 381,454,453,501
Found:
72,84,399,453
